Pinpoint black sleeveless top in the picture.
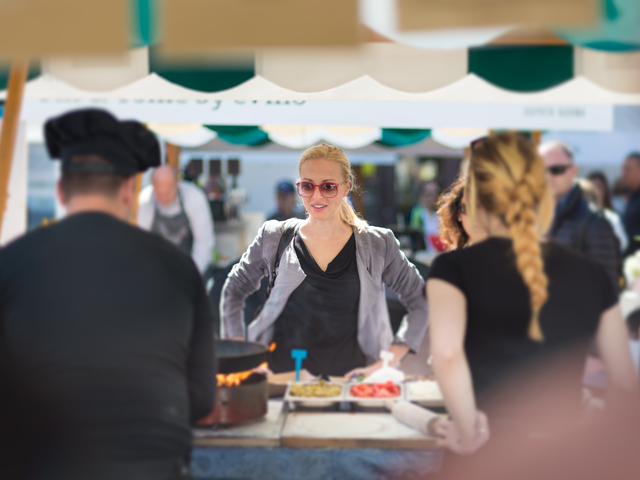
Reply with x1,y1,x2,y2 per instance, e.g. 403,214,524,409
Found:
428,237,618,406
270,232,365,376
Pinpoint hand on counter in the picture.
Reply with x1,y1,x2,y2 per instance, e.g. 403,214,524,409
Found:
434,410,490,455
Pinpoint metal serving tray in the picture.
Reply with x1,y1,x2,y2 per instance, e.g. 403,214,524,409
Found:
283,381,347,407
404,380,444,407
345,382,405,408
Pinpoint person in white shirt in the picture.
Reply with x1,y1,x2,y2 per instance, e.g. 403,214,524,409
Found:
138,165,215,274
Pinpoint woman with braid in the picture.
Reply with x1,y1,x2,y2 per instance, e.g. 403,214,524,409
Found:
427,133,637,455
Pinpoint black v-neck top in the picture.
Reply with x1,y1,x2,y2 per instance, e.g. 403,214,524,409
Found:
270,232,365,376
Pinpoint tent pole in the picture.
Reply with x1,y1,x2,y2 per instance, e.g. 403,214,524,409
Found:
0,59,29,240
166,142,181,171
532,131,542,146
130,173,143,224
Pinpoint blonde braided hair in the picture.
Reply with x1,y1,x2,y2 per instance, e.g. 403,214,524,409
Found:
468,133,554,341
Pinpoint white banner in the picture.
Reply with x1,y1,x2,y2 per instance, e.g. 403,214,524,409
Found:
23,99,614,131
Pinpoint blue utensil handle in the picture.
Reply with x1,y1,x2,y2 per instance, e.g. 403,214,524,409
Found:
291,349,307,382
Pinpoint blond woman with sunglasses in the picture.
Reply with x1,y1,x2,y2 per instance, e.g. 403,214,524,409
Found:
221,144,427,378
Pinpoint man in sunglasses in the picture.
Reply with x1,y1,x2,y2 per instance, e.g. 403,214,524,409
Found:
539,141,621,290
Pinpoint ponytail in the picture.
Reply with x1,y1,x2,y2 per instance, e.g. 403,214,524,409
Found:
506,180,548,341
469,134,553,342
339,196,368,232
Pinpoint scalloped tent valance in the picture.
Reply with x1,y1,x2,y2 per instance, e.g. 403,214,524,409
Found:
20,44,632,95
25,44,640,97
147,124,437,149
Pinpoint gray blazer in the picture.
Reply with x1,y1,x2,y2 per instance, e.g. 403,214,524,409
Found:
220,219,428,362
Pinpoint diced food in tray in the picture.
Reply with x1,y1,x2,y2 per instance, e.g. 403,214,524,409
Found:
350,381,401,398
289,380,343,398
407,380,443,401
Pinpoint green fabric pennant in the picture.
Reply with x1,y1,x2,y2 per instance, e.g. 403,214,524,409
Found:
379,128,431,147
150,49,255,92
131,0,159,48
205,125,270,146
468,45,573,92
555,0,640,52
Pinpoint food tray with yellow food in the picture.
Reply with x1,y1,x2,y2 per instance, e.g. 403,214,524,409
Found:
283,379,346,407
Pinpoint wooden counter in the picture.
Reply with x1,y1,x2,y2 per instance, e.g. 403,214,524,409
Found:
193,400,285,448
191,400,444,479
193,400,440,450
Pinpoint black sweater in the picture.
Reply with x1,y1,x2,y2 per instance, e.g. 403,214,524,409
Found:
0,213,215,477
550,184,620,290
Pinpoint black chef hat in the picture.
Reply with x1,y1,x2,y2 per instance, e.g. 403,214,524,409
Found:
44,108,160,176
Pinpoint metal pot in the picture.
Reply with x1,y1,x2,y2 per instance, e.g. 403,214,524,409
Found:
197,340,270,425
208,373,268,425
216,339,268,374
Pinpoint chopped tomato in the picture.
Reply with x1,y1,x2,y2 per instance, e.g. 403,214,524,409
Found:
350,384,374,397
350,381,400,398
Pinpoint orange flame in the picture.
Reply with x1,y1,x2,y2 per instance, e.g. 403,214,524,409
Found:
217,362,268,387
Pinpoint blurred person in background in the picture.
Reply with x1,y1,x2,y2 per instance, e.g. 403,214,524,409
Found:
622,152,640,256
0,109,216,480
612,177,630,215
579,178,628,256
427,133,637,455
539,141,620,290
267,180,305,222
409,180,441,252
138,165,215,275
436,176,472,251
587,171,614,210
221,144,427,378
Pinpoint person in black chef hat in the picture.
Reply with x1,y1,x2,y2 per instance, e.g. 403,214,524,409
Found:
0,109,216,480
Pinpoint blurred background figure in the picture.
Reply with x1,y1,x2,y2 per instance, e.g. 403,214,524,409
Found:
138,165,215,275
436,175,471,251
409,180,441,252
612,177,631,216
267,180,305,222
183,160,201,184
587,171,614,211
580,176,628,255
539,141,621,290
621,152,640,256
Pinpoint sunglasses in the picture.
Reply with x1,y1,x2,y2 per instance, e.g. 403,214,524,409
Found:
296,181,345,198
459,203,467,215
546,164,573,176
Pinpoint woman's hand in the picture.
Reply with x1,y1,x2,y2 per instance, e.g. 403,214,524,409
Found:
345,344,410,380
434,411,490,455
345,361,383,381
